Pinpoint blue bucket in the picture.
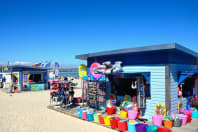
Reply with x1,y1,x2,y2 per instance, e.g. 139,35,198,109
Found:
128,121,138,132
146,125,158,132
77,108,84,118
87,113,94,121
192,110,198,118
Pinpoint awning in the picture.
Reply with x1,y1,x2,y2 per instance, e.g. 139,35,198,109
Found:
178,67,198,85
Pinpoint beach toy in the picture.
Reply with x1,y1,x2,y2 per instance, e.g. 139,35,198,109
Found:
146,125,158,132
90,62,104,79
87,113,94,121
152,115,163,127
172,114,182,127
104,115,113,126
118,119,128,131
173,118,182,127
178,114,187,125
128,110,138,120
99,114,106,124
178,101,183,114
163,120,173,128
135,123,148,132
93,113,101,123
82,111,87,120
157,128,171,132
192,110,198,118
128,120,138,132
106,106,116,115
124,94,132,101
185,112,192,123
155,103,166,116
77,108,84,118
78,64,87,78
120,110,128,118
110,117,120,129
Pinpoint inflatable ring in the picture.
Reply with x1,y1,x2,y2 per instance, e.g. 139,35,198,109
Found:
90,62,104,79
155,103,166,116
78,64,87,78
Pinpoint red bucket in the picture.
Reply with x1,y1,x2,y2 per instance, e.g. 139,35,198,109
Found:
157,128,171,132
118,120,128,131
107,106,116,115
186,113,192,123
110,117,120,129
99,115,105,124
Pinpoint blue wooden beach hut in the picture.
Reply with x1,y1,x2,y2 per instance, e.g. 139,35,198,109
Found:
8,65,49,92
76,43,198,121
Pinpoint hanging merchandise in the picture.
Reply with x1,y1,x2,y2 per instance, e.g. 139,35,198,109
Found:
137,77,146,108
131,81,137,89
78,64,88,78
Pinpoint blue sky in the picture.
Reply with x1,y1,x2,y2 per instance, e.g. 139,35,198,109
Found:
0,0,198,67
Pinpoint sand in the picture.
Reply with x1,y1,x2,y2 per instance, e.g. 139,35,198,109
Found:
0,89,115,132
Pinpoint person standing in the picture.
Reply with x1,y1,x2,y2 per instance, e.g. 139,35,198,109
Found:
2,76,6,88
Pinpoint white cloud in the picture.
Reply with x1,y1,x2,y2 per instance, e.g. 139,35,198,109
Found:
10,61,33,66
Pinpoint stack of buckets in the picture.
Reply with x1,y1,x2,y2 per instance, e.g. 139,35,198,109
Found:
192,109,198,118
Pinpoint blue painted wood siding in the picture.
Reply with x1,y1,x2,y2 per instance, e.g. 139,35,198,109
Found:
123,65,166,121
169,64,197,114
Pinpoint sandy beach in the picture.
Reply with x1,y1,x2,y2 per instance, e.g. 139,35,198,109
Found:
0,89,115,132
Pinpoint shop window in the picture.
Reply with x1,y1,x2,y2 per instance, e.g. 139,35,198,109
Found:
181,75,195,97
29,74,42,83
111,75,151,99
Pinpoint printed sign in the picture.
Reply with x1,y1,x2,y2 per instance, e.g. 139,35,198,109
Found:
24,74,28,82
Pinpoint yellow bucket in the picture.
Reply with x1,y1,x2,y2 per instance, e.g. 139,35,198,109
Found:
120,110,128,118
104,115,113,126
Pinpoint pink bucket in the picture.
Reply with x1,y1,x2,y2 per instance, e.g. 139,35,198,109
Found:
178,114,187,125
152,115,163,127
128,110,138,120
82,111,87,120
189,109,193,114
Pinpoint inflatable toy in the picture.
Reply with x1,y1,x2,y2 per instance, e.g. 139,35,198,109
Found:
90,62,104,79
155,103,166,116
178,101,183,114
78,64,87,78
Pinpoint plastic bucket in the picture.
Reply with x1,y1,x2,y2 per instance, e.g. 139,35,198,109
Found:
178,114,187,125
186,113,192,123
146,125,158,132
82,111,87,120
110,117,120,129
99,114,105,124
128,110,138,120
77,108,84,118
152,115,163,127
135,123,148,132
106,106,116,115
104,115,113,126
173,118,182,127
192,111,198,118
87,113,94,121
120,110,128,118
163,120,173,128
157,128,171,132
93,113,100,123
118,120,128,131
128,121,138,132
